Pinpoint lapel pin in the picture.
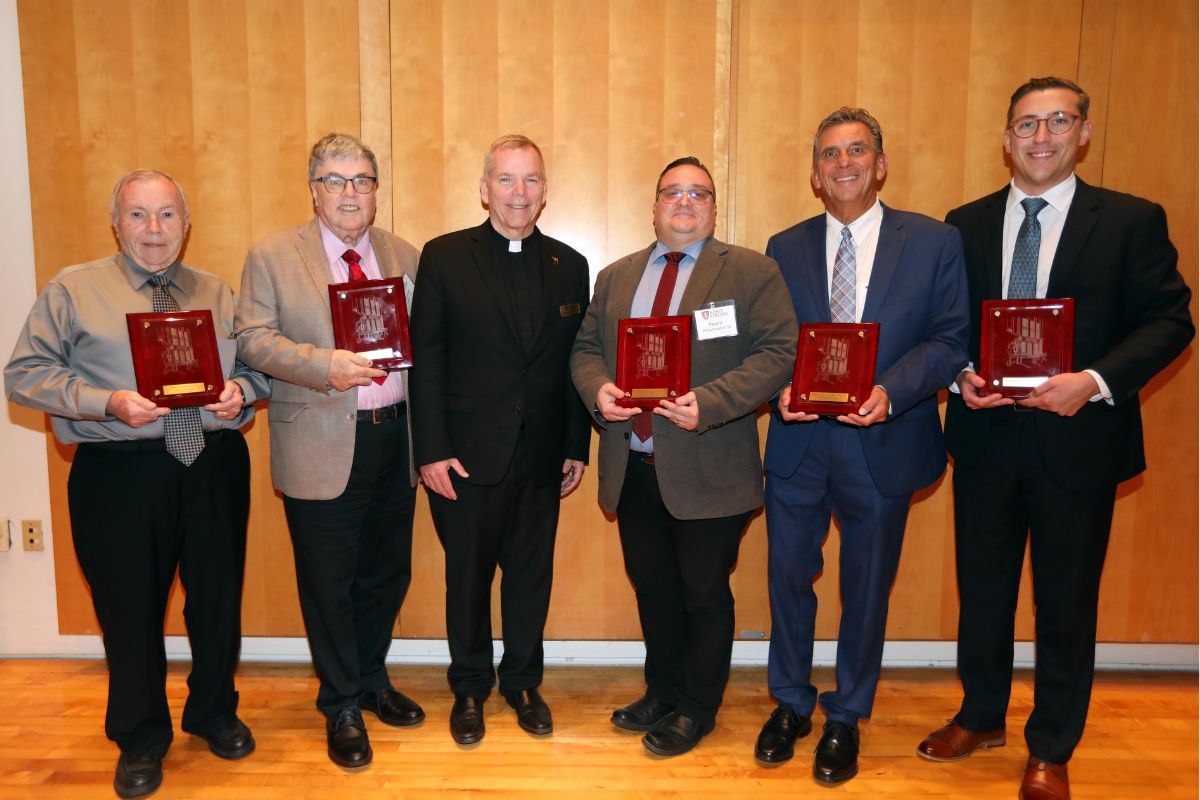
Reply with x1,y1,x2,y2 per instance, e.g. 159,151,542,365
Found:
552,256,559,266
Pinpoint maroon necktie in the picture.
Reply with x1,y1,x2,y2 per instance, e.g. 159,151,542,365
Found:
343,249,386,385
633,251,685,442
344,248,368,282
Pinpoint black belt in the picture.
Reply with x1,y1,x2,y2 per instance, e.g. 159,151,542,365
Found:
81,429,233,453
357,401,407,424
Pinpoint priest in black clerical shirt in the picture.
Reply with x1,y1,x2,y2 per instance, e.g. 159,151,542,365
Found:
409,134,591,746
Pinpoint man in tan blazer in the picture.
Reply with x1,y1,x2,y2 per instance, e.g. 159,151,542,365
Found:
571,156,797,757
234,133,422,769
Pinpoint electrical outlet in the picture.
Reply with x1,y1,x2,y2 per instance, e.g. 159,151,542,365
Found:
0,518,9,551
21,519,43,551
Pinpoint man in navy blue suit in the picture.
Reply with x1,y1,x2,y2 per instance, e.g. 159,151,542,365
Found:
755,107,969,785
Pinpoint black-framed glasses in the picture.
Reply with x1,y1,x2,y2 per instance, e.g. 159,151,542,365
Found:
1009,113,1080,138
656,187,714,205
313,174,379,194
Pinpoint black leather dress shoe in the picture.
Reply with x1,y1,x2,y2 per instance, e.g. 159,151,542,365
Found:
504,688,553,735
326,707,372,768
813,720,859,784
755,704,812,763
642,712,715,757
611,694,675,732
450,694,486,745
114,753,162,798
197,716,255,760
360,688,425,727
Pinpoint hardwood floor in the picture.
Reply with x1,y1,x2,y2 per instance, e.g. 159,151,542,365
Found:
0,660,1193,798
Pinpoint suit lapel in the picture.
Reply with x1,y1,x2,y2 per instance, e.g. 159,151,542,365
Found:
469,221,523,350
1047,179,1100,296
369,227,399,278
980,187,1007,299
614,245,655,318
678,238,726,314
803,219,832,322
861,204,904,322
297,218,334,310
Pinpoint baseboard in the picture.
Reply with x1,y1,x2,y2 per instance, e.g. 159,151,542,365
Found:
8,636,1194,671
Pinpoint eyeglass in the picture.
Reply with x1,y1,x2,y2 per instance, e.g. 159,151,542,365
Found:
656,187,714,205
1009,113,1080,138
313,174,379,194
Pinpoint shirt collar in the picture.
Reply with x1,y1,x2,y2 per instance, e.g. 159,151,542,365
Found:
120,253,182,291
486,218,540,252
824,198,883,240
317,219,371,262
650,237,707,265
1007,173,1076,215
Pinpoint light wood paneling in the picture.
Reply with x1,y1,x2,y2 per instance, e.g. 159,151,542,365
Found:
16,0,1196,644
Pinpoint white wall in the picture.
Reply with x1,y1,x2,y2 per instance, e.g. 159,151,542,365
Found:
0,0,1191,670
0,0,96,656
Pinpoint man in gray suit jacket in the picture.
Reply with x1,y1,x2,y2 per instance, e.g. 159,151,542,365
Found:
571,157,797,757
234,133,422,769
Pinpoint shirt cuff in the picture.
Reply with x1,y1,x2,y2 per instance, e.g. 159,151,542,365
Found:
1084,368,1114,405
948,363,976,394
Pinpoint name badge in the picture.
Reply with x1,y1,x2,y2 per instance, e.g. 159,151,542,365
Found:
694,301,737,340
559,302,581,317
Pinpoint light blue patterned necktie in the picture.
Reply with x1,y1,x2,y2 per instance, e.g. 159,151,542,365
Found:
1008,197,1048,300
830,226,856,323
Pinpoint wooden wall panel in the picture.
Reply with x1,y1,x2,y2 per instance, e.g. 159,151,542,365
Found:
1086,0,1198,641
18,0,1195,645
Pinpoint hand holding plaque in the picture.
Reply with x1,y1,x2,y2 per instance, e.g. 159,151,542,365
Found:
788,322,880,415
978,298,1074,398
328,277,413,371
615,315,691,409
126,310,224,408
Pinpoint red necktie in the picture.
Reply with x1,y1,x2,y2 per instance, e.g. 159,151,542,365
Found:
344,248,368,282
343,249,386,385
633,251,685,442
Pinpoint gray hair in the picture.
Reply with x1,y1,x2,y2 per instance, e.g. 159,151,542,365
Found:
483,134,545,180
110,168,190,221
308,132,379,180
812,107,884,163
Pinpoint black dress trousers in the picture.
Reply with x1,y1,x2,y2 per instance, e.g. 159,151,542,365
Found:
69,429,250,757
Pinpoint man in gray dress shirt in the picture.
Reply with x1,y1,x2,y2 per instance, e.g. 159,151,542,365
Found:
5,169,268,799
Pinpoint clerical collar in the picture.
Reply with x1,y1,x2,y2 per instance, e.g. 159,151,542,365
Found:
487,219,537,253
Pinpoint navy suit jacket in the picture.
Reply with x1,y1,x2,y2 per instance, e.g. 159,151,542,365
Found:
763,204,970,497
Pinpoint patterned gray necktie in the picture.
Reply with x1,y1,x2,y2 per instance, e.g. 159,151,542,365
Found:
149,274,205,466
830,226,856,323
1007,197,1048,300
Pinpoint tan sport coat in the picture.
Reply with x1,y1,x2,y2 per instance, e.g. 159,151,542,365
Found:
571,237,797,519
234,218,420,500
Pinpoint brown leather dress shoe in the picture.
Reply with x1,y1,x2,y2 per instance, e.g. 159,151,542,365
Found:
917,720,1006,761
1019,756,1070,800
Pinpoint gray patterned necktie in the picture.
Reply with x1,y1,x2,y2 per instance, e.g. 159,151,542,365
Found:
149,274,205,466
1007,197,1048,300
830,226,856,323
